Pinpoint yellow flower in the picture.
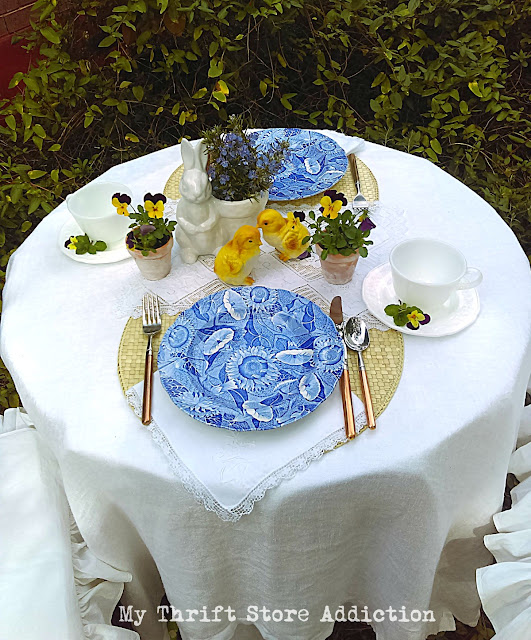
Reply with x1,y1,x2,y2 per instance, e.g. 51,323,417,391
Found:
112,199,130,216
67,236,78,250
319,195,342,219
406,309,426,329
145,199,165,218
111,193,131,216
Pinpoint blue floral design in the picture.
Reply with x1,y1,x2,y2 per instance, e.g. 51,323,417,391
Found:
226,346,279,393
254,129,347,200
158,287,343,431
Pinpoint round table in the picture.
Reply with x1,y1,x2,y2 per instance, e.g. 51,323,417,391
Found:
2,132,531,640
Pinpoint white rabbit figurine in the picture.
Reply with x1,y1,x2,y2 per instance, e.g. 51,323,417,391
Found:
175,139,226,264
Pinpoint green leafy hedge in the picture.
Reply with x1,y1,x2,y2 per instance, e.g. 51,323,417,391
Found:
0,0,529,409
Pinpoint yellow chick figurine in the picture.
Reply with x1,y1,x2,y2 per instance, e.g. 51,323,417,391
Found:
257,209,310,261
214,225,262,286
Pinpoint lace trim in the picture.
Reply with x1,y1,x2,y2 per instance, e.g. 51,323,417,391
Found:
126,388,367,522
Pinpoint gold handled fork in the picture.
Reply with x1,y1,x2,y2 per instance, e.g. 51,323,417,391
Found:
142,293,161,425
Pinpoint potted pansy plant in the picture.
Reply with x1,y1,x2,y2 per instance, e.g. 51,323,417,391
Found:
201,115,288,234
112,192,176,280
306,190,375,285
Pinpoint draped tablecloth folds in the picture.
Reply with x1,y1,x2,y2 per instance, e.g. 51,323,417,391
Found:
2,131,531,640
476,400,531,640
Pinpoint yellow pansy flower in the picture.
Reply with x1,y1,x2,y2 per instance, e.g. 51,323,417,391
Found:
67,236,78,250
111,192,131,216
319,195,343,219
144,192,166,219
406,309,426,329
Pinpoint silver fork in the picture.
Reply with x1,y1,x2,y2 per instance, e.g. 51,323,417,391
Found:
348,153,369,207
142,293,162,425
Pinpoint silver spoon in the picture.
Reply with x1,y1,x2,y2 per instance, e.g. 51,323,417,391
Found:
344,317,376,429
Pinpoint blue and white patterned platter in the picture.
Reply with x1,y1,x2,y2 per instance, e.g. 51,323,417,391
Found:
252,128,347,201
158,287,343,431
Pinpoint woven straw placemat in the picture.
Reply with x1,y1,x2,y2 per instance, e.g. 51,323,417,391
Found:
118,315,403,436
163,158,378,205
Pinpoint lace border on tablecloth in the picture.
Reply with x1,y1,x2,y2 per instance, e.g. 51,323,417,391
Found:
125,387,368,522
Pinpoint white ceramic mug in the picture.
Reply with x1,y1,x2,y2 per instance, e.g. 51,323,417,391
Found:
389,238,482,312
66,182,133,247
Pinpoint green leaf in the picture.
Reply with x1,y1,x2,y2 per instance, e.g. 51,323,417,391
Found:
125,133,139,142
117,101,129,115
84,113,94,128
8,72,24,89
259,80,267,96
217,79,228,94
280,95,292,110
208,62,223,78
192,88,207,99
372,72,386,87
40,27,60,44
209,41,219,57
132,86,144,101
430,139,442,154
33,124,46,138
28,170,47,179
24,76,40,93
49,143,61,152
5,115,16,130
468,81,483,97
21,221,32,232
212,91,226,102
28,197,40,214
384,304,401,316
99,35,117,48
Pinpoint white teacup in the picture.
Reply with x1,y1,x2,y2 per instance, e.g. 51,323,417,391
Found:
66,182,133,248
389,238,482,313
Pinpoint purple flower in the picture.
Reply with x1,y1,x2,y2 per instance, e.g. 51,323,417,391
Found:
126,232,135,249
359,217,376,232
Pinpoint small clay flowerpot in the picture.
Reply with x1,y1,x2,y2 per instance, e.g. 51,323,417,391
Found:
315,244,359,285
126,234,173,280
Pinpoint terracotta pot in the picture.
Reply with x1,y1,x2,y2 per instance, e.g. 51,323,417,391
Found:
213,191,269,239
126,235,173,280
315,244,359,285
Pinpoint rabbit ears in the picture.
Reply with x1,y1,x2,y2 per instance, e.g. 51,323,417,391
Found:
181,138,208,171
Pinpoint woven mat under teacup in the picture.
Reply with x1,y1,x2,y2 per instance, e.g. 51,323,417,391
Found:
118,308,403,440
163,158,379,206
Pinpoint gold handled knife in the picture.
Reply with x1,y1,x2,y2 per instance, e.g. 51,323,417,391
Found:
330,296,356,440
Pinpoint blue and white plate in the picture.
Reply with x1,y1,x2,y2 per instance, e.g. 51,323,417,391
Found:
158,287,343,431
253,128,347,201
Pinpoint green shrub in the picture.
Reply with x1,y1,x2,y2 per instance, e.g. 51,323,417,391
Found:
1,0,529,409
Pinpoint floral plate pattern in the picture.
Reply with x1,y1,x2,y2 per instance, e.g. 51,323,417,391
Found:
158,287,344,431
252,128,347,201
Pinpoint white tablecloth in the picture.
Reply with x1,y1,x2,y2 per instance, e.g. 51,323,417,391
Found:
2,132,531,640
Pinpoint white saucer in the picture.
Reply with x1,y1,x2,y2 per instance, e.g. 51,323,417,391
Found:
362,263,480,337
58,218,131,264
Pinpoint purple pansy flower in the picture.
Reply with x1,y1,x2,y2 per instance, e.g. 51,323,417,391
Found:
359,217,376,232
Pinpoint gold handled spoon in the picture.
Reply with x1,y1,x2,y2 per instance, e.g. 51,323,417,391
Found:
344,317,376,429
